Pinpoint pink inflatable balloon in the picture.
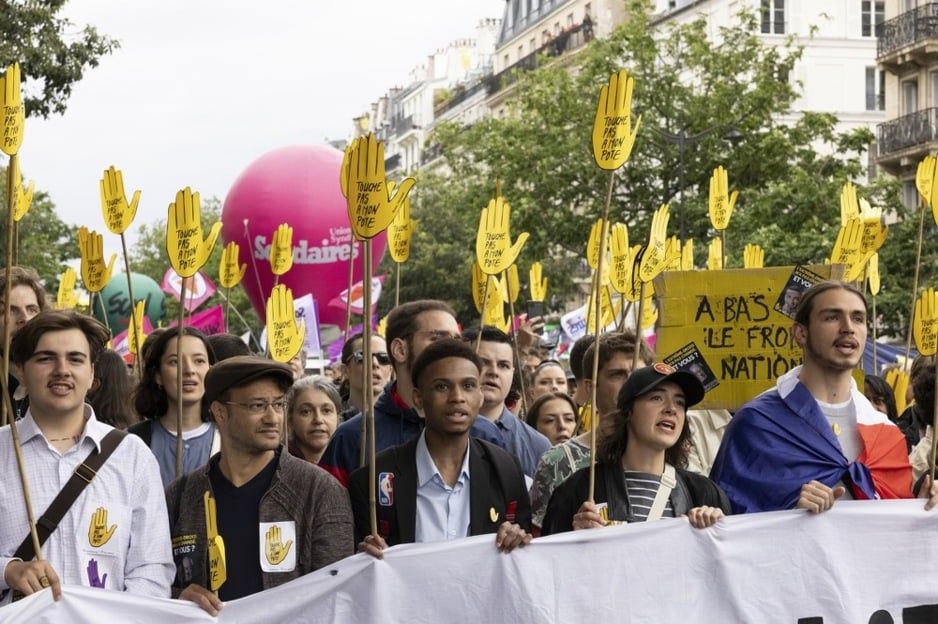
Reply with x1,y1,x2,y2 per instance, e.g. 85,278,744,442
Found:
222,145,387,326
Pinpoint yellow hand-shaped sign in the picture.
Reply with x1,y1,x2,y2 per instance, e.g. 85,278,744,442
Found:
56,267,79,310
483,276,510,332
99,166,141,235
830,217,887,282
616,245,643,301
708,166,738,231
204,492,226,591
78,227,117,293
743,243,764,269
219,242,247,289
916,154,937,209
1,64,25,156
586,218,607,270
681,239,694,271
472,261,487,313
707,237,723,271
865,257,881,301
127,300,147,355
637,204,670,283
912,287,938,356
266,284,306,363
387,181,414,263
166,187,222,278
609,224,632,293
504,264,520,304
10,157,33,223
345,134,415,240
475,195,529,275
339,140,357,199
884,368,910,415
269,223,294,276
88,507,117,548
592,69,641,170
840,182,860,226
586,285,620,334
264,525,294,566
664,236,682,272
529,262,548,302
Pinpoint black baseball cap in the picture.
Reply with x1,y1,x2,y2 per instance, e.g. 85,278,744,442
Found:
616,362,706,409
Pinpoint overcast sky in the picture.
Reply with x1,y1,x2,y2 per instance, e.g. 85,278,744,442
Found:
17,0,504,247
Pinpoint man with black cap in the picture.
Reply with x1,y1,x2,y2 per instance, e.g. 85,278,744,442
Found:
541,363,730,534
165,356,353,615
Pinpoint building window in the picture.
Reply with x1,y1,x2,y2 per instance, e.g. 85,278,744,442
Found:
930,70,938,107
530,38,536,52
861,1,885,37
902,179,919,210
761,0,785,34
902,79,919,115
567,13,574,26
865,67,885,111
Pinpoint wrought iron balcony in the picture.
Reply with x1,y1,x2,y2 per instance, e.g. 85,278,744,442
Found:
389,115,415,138
878,3,938,61
877,107,938,158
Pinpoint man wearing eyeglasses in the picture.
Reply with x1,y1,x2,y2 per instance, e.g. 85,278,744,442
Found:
165,356,353,615
321,300,508,487
338,332,393,419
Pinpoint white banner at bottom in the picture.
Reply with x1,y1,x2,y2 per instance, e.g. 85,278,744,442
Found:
2,500,937,623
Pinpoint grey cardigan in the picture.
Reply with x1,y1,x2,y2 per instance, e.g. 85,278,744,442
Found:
164,449,353,596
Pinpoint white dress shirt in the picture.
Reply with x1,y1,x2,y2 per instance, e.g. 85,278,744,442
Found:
0,406,174,601
414,431,471,543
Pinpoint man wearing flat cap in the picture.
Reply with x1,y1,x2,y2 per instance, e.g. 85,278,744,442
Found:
165,356,353,615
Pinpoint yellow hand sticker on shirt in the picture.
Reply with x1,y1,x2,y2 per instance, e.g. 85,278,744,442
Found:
265,525,293,566
219,242,247,289
592,69,641,171
637,204,670,283
708,166,738,231
743,243,764,269
166,187,222,278
56,267,79,310
387,181,414,263
1,63,25,156
269,223,294,276
266,284,306,363
344,134,415,240
99,166,141,235
78,227,117,293
88,507,117,548
127,300,147,355
529,262,548,302
475,195,529,276
912,287,938,356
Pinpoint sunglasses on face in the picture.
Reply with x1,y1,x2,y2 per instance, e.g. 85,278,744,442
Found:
347,351,392,366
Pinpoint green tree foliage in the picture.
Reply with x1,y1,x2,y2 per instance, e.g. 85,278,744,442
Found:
0,165,76,285
132,197,262,340
0,0,119,118
387,0,936,336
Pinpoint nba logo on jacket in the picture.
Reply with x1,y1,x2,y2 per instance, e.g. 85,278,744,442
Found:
378,472,394,506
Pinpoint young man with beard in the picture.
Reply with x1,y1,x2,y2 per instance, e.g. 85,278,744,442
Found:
320,301,506,486
350,339,531,556
711,281,938,513
461,326,550,477
165,356,352,615
1,311,173,603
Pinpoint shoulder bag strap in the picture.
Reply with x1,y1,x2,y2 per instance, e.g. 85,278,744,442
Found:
646,464,677,523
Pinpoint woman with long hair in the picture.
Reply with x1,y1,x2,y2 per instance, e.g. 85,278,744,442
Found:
87,349,137,429
129,327,217,486
524,391,578,446
541,363,730,534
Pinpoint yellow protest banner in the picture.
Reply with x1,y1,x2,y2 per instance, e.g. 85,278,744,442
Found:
100,166,141,235
166,187,221,278
269,223,294,276
266,284,306,363
1,64,25,156
387,185,414,263
743,243,764,269
912,288,938,356
654,264,841,410
56,267,79,310
78,227,117,293
591,69,641,171
529,262,548,302
344,134,414,240
708,166,738,231
219,242,246,289
475,195,528,275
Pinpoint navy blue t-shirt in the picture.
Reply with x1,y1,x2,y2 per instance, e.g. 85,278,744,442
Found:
208,451,278,601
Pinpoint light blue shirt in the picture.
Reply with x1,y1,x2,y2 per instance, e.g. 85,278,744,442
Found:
414,431,471,543
494,407,551,477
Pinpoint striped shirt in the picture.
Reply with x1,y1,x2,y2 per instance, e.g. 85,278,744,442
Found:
623,471,674,522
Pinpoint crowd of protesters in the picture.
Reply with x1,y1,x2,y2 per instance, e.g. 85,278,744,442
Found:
0,266,936,614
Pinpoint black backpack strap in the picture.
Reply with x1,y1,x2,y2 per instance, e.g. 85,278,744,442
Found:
12,429,127,561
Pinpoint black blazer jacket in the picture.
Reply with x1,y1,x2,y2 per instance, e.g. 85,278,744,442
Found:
348,436,532,546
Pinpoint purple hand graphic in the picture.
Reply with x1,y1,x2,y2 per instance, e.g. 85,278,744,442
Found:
86,558,107,589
